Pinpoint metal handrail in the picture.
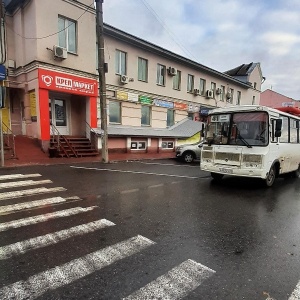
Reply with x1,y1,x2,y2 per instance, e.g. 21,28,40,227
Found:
2,122,17,158
85,121,98,149
85,121,98,137
50,123,78,158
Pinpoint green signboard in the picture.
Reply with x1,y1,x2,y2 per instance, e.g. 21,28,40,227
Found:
139,95,152,105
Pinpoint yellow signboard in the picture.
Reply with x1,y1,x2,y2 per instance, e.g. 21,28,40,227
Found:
177,132,201,145
116,91,128,100
29,91,37,121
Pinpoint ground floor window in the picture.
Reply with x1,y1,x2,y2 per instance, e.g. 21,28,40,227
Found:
141,105,151,126
167,109,175,127
131,141,146,150
109,101,121,123
161,141,174,149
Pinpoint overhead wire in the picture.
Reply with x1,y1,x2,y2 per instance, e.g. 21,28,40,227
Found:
139,0,199,62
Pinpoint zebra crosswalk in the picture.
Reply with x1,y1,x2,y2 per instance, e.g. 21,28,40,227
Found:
0,172,217,299
0,172,298,299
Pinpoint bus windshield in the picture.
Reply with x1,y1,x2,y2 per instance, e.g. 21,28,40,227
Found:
206,112,268,147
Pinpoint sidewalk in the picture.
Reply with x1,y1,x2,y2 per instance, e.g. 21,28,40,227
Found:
3,136,174,168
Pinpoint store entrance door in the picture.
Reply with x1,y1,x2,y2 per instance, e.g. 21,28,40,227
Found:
49,98,69,135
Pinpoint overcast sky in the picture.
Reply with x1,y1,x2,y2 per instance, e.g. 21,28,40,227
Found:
102,0,300,100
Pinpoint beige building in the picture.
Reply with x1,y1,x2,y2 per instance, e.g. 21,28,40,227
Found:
2,0,264,158
104,25,264,126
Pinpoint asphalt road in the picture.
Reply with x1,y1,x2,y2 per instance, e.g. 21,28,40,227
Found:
0,159,299,300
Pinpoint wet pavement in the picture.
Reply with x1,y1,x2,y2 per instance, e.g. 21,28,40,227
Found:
0,160,299,299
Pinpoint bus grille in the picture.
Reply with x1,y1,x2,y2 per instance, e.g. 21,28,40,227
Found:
202,146,213,151
215,152,241,162
202,151,213,159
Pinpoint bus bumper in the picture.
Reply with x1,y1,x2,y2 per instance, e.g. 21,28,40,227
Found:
200,164,266,178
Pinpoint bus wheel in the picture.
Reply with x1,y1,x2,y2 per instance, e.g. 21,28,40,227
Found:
265,166,276,187
211,172,224,181
291,165,300,178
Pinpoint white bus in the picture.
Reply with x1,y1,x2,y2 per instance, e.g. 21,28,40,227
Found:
200,105,300,186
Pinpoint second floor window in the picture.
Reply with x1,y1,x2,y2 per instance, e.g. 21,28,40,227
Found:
229,88,234,103
157,64,166,86
187,74,194,92
236,91,241,105
58,16,76,53
200,78,206,96
138,57,148,82
211,82,216,98
115,50,127,75
220,85,225,101
173,70,181,90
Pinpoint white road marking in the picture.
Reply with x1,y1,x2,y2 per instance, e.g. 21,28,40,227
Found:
124,259,215,300
0,179,52,190
128,161,199,168
70,166,198,179
0,235,155,300
0,206,97,232
121,189,139,194
0,187,66,201
0,219,116,260
148,184,164,189
289,280,300,300
0,196,79,214
0,174,42,181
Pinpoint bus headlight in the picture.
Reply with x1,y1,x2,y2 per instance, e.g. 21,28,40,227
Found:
243,155,263,169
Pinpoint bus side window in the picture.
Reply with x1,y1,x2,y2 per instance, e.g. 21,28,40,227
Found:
271,119,276,142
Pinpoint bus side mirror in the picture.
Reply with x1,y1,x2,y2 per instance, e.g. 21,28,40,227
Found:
201,123,205,136
275,119,282,137
275,130,281,137
275,119,282,131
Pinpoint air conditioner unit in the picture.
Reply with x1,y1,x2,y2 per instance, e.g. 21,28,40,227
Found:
206,90,214,98
193,89,200,95
226,92,232,99
120,75,129,84
53,45,67,59
216,88,222,95
168,67,177,76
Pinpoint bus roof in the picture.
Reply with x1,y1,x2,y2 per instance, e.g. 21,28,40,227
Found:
208,105,300,119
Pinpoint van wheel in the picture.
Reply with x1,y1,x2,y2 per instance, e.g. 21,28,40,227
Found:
183,151,194,163
265,165,276,187
211,172,224,181
291,165,300,178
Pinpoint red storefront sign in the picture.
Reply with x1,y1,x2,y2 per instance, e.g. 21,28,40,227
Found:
39,69,98,96
174,102,188,110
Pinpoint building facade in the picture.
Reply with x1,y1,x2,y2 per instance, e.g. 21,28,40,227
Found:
260,89,300,108
2,0,264,157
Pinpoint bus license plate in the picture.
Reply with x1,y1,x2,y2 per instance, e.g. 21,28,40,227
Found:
219,167,233,174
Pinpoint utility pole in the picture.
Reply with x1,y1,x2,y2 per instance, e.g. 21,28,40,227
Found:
0,0,4,167
95,0,108,163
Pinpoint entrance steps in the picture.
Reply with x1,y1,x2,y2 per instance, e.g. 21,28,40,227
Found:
50,136,99,158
